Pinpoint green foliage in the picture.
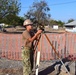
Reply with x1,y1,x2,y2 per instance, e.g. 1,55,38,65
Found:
50,19,65,27
24,1,51,27
0,0,21,25
57,20,65,27
2,14,24,26
67,19,74,23
0,0,21,18
50,20,58,25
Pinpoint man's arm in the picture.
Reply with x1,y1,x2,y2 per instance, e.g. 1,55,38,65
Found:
28,30,42,42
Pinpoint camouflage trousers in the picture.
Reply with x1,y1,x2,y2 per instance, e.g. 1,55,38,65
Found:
22,47,34,75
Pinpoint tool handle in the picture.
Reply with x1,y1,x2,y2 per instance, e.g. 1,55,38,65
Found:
44,33,60,58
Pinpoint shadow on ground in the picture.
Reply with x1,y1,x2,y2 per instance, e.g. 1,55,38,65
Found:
38,57,71,75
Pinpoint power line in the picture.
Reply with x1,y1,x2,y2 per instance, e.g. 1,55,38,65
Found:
49,0,76,6
21,0,76,8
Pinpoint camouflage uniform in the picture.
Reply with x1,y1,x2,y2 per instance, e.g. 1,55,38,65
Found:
22,30,34,75
22,47,32,75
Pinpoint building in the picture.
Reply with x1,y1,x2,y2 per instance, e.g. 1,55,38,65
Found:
53,25,59,29
64,20,76,32
0,23,5,27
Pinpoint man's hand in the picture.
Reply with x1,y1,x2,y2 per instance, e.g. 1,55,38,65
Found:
29,30,42,42
36,30,42,35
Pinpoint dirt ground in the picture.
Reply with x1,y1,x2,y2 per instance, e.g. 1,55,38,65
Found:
0,57,76,75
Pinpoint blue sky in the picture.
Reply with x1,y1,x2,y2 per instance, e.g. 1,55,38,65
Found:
19,0,76,22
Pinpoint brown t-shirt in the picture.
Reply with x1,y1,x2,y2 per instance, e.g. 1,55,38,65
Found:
22,30,34,48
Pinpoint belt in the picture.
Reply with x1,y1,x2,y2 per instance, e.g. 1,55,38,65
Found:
21,46,30,50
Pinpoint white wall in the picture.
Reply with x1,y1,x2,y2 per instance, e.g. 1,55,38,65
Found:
53,25,58,29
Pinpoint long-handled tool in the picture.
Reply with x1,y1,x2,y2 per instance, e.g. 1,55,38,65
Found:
36,51,41,75
35,34,41,75
33,34,41,75
44,33,71,75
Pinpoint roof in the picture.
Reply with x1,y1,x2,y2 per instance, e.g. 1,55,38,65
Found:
64,20,76,26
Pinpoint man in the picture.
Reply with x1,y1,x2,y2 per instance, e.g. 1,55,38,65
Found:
22,19,42,75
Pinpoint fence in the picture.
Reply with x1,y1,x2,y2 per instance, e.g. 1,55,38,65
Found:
0,32,76,61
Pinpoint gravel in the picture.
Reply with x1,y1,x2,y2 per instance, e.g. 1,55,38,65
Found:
0,57,76,75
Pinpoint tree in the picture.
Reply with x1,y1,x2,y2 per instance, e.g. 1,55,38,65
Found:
50,20,58,25
50,19,64,27
24,1,51,27
57,20,65,27
67,19,74,23
0,0,21,23
3,14,24,26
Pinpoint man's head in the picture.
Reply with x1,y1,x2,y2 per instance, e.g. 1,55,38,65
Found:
23,19,33,30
